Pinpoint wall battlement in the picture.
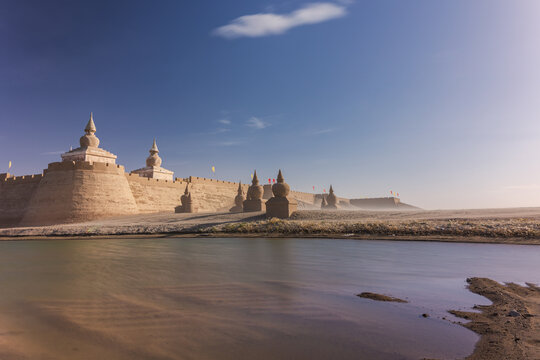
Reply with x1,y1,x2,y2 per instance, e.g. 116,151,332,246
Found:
126,172,187,186
1,173,44,184
187,176,245,186
46,161,125,173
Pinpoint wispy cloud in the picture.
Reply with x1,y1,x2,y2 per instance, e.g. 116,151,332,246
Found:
213,128,231,134
217,118,231,125
217,140,244,146
502,184,540,190
213,2,347,39
246,117,269,129
307,128,335,135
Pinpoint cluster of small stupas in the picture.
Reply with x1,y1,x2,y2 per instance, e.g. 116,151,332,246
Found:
321,185,339,210
227,169,299,218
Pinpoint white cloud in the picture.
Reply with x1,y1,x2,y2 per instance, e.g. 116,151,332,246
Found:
217,118,231,125
217,140,244,146
308,128,335,135
246,117,269,129
213,2,347,39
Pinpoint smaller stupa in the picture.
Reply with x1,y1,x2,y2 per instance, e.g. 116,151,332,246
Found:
324,185,339,210
131,139,174,181
265,169,298,219
229,182,245,213
243,170,265,212
61,113,117,164
176,184,196,213
320,195,328,209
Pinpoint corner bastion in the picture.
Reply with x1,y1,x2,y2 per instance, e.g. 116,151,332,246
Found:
20,161,139,226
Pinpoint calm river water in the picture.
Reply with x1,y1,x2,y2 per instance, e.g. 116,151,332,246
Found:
1,238,539,359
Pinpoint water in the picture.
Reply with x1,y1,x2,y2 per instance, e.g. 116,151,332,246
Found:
0,238,539,359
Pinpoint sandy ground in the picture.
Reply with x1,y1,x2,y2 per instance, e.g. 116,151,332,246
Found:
450,278,540,360
2,207,540,243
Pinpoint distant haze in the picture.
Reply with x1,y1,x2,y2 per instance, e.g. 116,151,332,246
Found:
1,0,540,210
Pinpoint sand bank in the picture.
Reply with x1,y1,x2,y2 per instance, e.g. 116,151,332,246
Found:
451,277,540,359
2,208,540,244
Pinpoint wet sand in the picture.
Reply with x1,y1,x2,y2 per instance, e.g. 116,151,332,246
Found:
2,207,540,244
451,277,540,360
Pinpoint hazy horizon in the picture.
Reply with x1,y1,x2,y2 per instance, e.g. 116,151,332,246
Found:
1,0,540,210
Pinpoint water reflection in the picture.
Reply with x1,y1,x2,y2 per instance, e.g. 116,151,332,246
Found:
1,238,539,359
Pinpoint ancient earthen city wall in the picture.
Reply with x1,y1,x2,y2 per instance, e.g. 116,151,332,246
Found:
125,175,253,213
0,163,320,227
0,173,43,226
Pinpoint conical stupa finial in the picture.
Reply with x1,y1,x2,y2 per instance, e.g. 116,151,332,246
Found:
329,185,334,194
252,170,259,185
184,184,189,195
237,181,242,194
277,169,284,183
150,138,159,154
85,112,96,134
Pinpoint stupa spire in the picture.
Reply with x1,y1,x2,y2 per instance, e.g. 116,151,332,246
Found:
150,138,159,154
277,169,284,183
252,170,259,185
85,112,96,134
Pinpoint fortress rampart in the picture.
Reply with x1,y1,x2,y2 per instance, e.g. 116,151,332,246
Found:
0,116,346,227
0,173,44,226
0,165,320,227
19,161,139,226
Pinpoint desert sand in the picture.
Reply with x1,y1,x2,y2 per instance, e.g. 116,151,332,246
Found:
2,207,540,243
451,277,540,360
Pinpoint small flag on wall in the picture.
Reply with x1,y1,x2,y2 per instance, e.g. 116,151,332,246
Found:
251,173,253,179
8,161,11,169
323,189,326,193
313,186,315,191
272,179,275,183
268,178,271,184
211,166,215,173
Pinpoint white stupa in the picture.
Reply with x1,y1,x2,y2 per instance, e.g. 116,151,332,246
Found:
131,138,174,181
61,113,117,164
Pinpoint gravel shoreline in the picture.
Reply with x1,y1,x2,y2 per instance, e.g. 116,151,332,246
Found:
2,208,540,244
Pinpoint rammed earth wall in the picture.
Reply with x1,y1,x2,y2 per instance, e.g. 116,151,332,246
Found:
0,163,319,227
0,173,43,227
20,161,139,226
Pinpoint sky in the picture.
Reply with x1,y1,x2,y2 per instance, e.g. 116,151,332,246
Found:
1,0,540,210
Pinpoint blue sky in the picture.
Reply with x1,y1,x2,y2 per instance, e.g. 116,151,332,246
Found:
1,0,540,209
